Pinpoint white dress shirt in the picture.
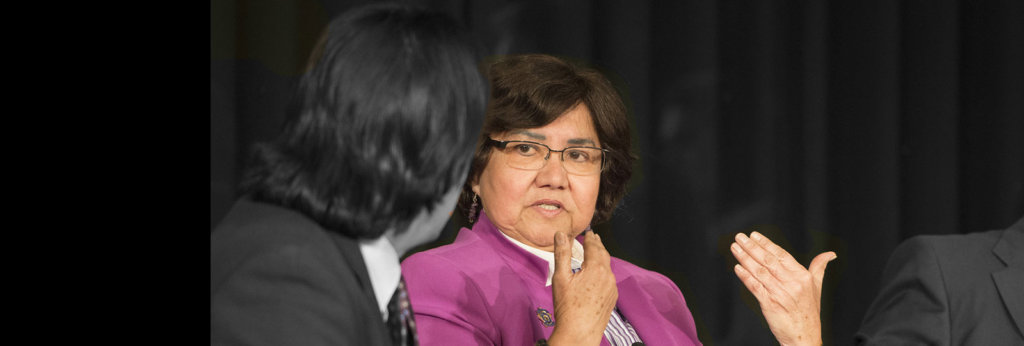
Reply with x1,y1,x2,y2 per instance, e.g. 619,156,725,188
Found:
499,231,584,286
359,236,402,321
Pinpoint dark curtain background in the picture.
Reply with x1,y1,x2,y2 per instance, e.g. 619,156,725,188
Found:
210,0,1024,344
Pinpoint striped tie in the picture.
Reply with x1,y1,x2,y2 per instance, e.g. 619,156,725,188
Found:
386,277,418,346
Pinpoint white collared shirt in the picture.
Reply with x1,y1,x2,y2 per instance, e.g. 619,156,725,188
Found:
499,231,585,286
358,236,402,321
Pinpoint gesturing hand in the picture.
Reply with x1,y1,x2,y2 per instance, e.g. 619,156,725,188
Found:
730,231,836,346
548,231,617,346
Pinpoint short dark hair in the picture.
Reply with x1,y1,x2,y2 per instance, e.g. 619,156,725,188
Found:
461,54,635,224
240,3,487,238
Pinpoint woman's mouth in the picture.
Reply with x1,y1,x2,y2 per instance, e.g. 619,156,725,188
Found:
537,203,560,210
531,200,564,215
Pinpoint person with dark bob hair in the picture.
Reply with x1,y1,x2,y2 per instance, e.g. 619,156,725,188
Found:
458,54,635,226
402,54,693,345
211,3,485,345
402,54,835,346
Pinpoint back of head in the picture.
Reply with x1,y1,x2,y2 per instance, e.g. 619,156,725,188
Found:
240,3,487,238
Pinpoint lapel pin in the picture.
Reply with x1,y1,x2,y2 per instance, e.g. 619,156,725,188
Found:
536,308,555,327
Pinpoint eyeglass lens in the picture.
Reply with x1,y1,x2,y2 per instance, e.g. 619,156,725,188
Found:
500,141,603,175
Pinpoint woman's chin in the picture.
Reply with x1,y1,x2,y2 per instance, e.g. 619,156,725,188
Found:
522,210,573,234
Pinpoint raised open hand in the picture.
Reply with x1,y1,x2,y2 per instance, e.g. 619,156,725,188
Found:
548,230,617,346
731,231,836,346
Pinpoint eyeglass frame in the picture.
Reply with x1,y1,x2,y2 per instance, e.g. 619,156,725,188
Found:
485,137,610,175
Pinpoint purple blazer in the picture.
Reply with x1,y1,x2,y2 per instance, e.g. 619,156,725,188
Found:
402,211,702,345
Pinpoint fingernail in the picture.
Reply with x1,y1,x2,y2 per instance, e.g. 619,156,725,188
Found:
750,232,762,241
829,252,838,261
730,242,739,252
737,233,749,244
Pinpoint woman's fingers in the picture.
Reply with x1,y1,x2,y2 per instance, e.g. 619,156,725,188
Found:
581,230,610,270
731,241,796,307
734,233,785,279
733,263,775,307
745,232,837,289
552,232,572,283
750,231,804,272
549,229,618,345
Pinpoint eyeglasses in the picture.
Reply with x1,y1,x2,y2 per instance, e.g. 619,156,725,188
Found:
487,138,609,176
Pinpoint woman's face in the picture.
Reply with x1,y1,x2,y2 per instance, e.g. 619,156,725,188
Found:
472,103,602,252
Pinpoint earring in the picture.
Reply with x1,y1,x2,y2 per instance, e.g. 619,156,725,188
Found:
468,194,479,224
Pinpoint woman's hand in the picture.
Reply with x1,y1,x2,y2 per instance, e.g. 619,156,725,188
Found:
548,230,617,346
731,231,836,346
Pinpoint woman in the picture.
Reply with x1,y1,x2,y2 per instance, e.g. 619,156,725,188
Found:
402,54,833,346
211,4,486,345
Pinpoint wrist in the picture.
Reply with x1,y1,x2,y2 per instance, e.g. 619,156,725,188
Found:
547,326,603,346
780,339,822,346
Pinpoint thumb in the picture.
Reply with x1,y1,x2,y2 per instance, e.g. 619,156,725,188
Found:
553,232,572,281
809,251,837,288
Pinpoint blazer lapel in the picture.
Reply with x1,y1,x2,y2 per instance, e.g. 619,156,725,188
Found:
330,232,380,309
615,275,699,346
328,230,394,345
992,225,1024,338
616,276,661,344
473,212,562,342
992,269,1024,338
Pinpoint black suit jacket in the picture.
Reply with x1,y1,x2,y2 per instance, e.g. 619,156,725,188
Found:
211,198,391,345
855,216,1024,345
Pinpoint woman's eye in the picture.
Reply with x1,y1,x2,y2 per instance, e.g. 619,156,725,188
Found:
514,144,536,155
567,150,589,162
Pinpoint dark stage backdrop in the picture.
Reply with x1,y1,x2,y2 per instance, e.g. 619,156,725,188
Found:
211,0,1024,344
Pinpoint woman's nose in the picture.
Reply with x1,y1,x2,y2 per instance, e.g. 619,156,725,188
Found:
534,152,568,190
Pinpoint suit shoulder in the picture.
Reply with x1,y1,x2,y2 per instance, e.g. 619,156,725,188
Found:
212,200,335,253
610,257,679,287
898,230,1001,260
211,240,381,345
211,201,358,291
610,256,655,275
888,230,1005,291
403,230,491,266
609,256,644,271
402,234,502,278
906,229,1001,246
